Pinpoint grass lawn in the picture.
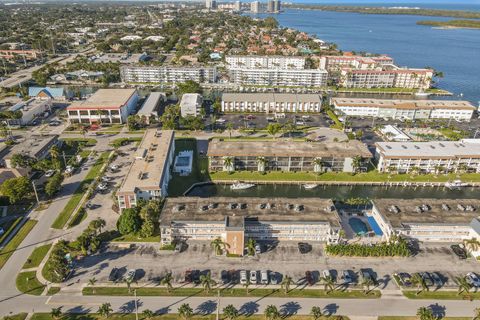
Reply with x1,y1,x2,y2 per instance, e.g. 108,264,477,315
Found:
83,286,380,299
16,271,46,295
22,243,52,269
60,138,97,147
168,138,209,196
68,208,88,228
47,286,61,295
379,318,470,320
0,217,22,245
0,219,37,270
210,170,480,183
111,233,160,242
30,314,346,320
3,313,28,320
52,152,110,229
109,137,143,148
438,128,468,141
403,290,480,300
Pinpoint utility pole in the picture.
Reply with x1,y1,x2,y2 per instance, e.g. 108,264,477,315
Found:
134,289,138,320
215,289,220,320
62,151,67,167
32,181,39,204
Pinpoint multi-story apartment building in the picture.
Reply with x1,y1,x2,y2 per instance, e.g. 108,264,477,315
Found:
7,98,52,126
222,93,322,113
339,68,433,89
67,89,138,124
159,197,342,255
375,139,480,173
226,55,306,70
370,199,480,243
332,98,476,121
208,139,372,173
319,55,394,71
120,65,217,84
250,1,260,12
180,93,203,118
228,68,328,87
1,135,60,169
117,130,175,210
0,49,40,60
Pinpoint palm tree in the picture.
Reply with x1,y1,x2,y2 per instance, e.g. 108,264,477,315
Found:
142,309,155,320
361,277,374,294
223,304,239,320
90,218,106,234
264,305,281,320
226,122,233,138
256,157,268,172
50,307,62,320
473,307,480,320
98,303,113,319
125,276,134,293
281,275,293,294
455,276,472,295
200,272,216,293
464,238,480,253
313,158,323,173
210,237,229,255
223,156,234,172
321,275,336,294
416,306,435,320
246,238,256,256
411,273,428,296
310,306,323,320
88,277,97,294
352,156,363,173
178,303,193,320
50,145,60,161
243,278,251,294
161,272,173,293
266,123,281,139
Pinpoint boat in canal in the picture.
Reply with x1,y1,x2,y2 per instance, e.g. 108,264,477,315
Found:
303,184,318,190
445,180,468,190
230,182,256,190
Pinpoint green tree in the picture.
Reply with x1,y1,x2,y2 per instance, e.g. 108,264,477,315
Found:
50,307,62,320
139,218,155,238
310,306,323,320
223,156,234,172
117,208,142,235
161,272,173,293
416,306,436,320
200,271,216,293
321,275,336,294
264,305,281,320
88,218,106,235
246,238,256,256
266,123,282,139
142,309,155,320
88,277,97,294
10,153,35,168
455,276,472,295
177,80,202,97
210,237,229,255
473,307,480,320
0,176,32,204
45,173,64,197
223,304,239,320
98,303,113,318
411,273,428,295
281,275,293,294
178,303,193,320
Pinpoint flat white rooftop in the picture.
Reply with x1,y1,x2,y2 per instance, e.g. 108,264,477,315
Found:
332,98,476,110
376,139,480,159
67,89,136,110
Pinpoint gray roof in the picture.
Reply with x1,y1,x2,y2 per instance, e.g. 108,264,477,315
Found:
332,98,476,110
376,140,480,159
222,93,321,103
137,92,165,117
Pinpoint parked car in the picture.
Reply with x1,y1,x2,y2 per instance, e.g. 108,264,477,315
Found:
109,164,119,171
240,270,248,285
305,271,315,286
220,270,230,284
261,270,269,285
185,270,193,283
322,269,332,280
419,272,434,287
174,242,186,253
360,269,376,284
124,269,136,282
255,243,262,254
246,114,255,120
49,120,61,126
341,270,353,284
97,182,108,191
64,165,74,175
296,120,306,126
430,272,443,287
45,170,56,177
270,272,280,285
297,242,312,254
394,272,412,287
191,270,200,284
466,272,480,287
451,244,467,259
249,270,258,284
108,267,119,282
101,176,111,182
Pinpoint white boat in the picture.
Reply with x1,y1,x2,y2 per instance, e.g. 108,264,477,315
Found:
303,184,318,190
445,180,468,189
230,182,256,190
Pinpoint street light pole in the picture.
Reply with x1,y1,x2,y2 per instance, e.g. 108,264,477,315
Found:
215,289,220,320
32,181,39,204
134,289,138,320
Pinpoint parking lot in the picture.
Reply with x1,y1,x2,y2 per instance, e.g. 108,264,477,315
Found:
68,240,479,291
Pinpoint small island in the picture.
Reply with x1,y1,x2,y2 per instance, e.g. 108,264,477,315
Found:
417,19,480,29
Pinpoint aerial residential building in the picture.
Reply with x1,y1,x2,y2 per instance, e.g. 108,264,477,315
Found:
234,0,241,11
0,49,40,60
1,135,60,169
137,92,166,124
319,55,394,71
159,197,342,253
226,55,306,70
180,93,203,118
117,130,175,210
375,139,480,173
208,139,371,173
205,0,217,9
228,68,328,87
273,0,281,12
7,98,52,126
339,68,433,89
251,1,260,12
267,0,274,12
120,35,142,41
67,88,138,125
120,65,217,84
332,98,476,121
28,87,65,100
370,199,480,243
222,93,322,113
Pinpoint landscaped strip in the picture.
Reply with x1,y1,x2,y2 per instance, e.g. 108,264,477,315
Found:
30,314,347,320
22,243,52,269
403,290,480,300
16,271,46,295
3,313,28,320
0,219,37,270
0,216,22,245
379,317,470,320
51,152,110,229
83,286,380,298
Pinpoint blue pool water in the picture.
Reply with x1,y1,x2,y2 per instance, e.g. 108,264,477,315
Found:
367,216,384,236
349,217,369,235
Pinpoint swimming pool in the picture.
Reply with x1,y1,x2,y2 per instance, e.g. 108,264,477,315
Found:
176,156,190,167
349,217,369,235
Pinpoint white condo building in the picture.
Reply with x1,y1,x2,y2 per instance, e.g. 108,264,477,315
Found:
332,98,476,121
120,65,217,84
375,139,480,174
222,93,322,113
228,68,328,87
226,55,306,70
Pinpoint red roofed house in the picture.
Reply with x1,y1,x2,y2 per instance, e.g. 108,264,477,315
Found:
67,88,138,125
